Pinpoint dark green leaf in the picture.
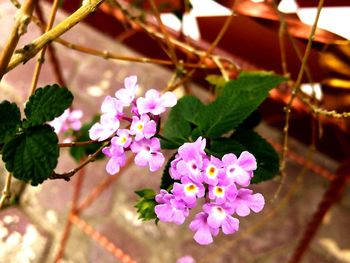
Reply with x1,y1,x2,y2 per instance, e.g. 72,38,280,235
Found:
0,101,21,144
210,128,279,184
210,138,245,158
134,189,157,221
161,96,205,149
237,110,261,129
160,154,177,191
2,125,59,186
23,84,73,127
69,116,104,162
196,72,286,138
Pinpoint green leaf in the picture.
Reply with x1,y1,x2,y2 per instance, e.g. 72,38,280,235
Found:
161,96,205,149
205,74,227,96
2,125,59,186
196,72,286,138
69,116,104,162
210,128,279,184
237,110,261,129
160,154,177,191
134,189,158,221
23,84,73,127
0,101,21,144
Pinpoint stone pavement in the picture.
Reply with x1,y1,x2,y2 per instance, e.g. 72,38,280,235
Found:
1,1,350,263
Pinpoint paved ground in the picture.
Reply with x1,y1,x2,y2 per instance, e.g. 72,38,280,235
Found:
1,2,350,263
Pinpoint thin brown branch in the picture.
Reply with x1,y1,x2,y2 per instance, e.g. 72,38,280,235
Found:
51,142,108,181
0,0,38,80
59,140,101,147
35,2,66,86
5,0,105,74
300,95,350,118
276,0,324,199
149,0,178,65
29,0,61,95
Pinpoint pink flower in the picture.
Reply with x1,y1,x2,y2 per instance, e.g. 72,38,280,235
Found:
130,114,156,141
222,151,257,187
89,96,124,141
176,256,196,263
230,189,265,217
208,183,237,204
173,137,207,183
172,177,205,207
202,156,223,186
155,190,189,225
50,108,83,134
130,138,165,172
89,114,120,141
115,75,138,106
102,143,126,175
112,129,132,148
203,203,239,235
189,212,219,245
136,89,177,115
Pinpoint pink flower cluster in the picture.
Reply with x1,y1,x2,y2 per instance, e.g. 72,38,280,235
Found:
89,76,177,174
155,137,265,245
50,108,83,134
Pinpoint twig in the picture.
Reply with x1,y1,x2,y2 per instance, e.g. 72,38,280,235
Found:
29,0,61,95
50,142,108,181
300,95,350,118
0,0,38,80
35,2,66,86
111,1,238,72
275,0,324,199
5,0,105,74
59,140,102,147
163,2,236,91
0,173,12,208
149,0,178,66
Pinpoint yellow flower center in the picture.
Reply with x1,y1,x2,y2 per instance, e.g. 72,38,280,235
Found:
119,136,126,144
137,123,144,131
206,165,217,178
214,186,224,197
185,184,198,195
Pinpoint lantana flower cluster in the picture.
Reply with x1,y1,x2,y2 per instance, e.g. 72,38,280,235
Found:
88,76,177,174
50,108,83,134
154,137,265,245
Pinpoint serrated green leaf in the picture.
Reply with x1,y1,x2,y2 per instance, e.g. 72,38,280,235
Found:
210,128,279,184
23,84,73,127
0,101,21,144
161,95,204,149
134,188,157,221
196,72,286,138
2,125,59,186
135,188,156,198
69,116,104,162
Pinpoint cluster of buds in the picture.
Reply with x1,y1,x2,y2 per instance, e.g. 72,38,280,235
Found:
89,76,177,174
155,137,265,245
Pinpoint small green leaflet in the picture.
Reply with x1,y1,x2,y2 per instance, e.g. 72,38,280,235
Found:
134,189,158,221
23,84,73,128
